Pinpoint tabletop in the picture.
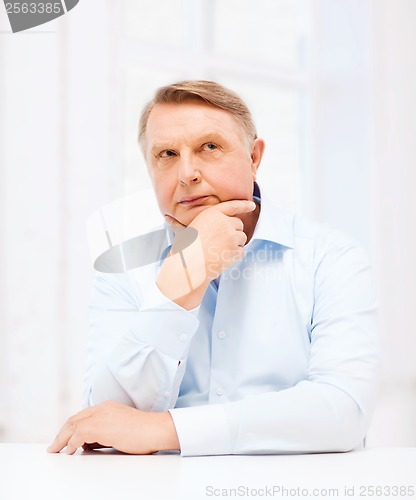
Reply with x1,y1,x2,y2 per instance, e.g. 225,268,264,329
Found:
0,444,415,500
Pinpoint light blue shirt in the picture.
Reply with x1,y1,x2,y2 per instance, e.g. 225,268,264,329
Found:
85,187,380,456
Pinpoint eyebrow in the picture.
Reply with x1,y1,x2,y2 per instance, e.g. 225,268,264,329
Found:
150,131,229,153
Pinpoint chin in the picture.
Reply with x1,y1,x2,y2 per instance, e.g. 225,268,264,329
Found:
177,204,214,226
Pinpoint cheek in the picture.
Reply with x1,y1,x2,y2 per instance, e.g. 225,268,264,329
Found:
152,179,175,211
211,149,222,161
213,163,254,197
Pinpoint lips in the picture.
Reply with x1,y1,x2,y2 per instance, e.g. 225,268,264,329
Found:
178,195,211,206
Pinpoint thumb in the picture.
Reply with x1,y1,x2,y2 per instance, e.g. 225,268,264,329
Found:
215,200,256,217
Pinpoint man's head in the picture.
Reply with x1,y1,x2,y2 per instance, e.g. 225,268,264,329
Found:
139,80,258,154
138,80,265,227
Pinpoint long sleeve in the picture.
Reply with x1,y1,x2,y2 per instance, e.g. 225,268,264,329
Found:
84,195,380,457
84,268,200,412
169,236,381,456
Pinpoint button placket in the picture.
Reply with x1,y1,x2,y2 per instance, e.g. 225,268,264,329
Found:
210,322,229,402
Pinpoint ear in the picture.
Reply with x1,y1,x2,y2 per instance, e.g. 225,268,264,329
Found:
250,138,265,180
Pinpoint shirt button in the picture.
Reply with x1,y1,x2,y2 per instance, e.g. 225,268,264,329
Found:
217,330,226,339
216,387,224,396
164,391,171,399
179,333,188,342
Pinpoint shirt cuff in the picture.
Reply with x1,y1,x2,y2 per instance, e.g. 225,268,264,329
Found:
169,404,233,456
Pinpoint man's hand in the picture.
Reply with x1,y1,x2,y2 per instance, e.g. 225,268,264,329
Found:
186,199,256,281
47,400,180,455
158,199,256,309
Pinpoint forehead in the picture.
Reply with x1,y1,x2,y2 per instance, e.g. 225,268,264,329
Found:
145,101,245,146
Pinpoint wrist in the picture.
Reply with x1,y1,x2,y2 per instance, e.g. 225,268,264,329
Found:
152,411,180,452
157,253,210,310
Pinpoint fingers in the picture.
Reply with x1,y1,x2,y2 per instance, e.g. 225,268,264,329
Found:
231,217,244,232
47,423,75,453
47,402,130,455
64,432,85,455
236,230,248,247
48,421,92,455
47,407,93,454
214,200,256,217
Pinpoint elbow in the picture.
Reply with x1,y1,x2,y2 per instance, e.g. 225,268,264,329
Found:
325,398,371,453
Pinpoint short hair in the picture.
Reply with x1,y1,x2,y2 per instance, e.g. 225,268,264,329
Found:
138,80,257,153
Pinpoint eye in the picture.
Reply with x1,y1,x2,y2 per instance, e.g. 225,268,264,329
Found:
202,143,218,151
159,149,176,158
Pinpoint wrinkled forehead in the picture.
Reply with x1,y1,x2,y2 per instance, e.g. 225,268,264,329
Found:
145,101,249,149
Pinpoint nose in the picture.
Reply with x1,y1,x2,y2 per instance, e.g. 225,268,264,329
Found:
177,156,201,185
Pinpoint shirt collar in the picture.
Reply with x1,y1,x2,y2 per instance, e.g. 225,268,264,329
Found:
250,183,295,249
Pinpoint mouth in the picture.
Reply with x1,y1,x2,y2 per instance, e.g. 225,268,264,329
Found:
178,195,212,207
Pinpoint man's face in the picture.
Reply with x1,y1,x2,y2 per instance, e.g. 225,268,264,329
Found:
144,101,262,226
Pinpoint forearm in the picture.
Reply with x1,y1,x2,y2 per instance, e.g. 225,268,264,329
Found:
151,411,180,453
226,382,371,454
87,276,200,411
156,248,211,310
85,347,184,411
171,380,377,456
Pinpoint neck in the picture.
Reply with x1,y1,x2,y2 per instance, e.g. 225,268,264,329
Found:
240,200,260,244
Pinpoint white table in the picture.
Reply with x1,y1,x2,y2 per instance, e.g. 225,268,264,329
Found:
0,444,415,500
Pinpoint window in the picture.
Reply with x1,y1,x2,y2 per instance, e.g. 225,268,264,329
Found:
117,0,311,212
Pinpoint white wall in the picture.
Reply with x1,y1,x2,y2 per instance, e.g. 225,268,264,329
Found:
366,0,416,446
0,0,120,440
307,0,373,249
